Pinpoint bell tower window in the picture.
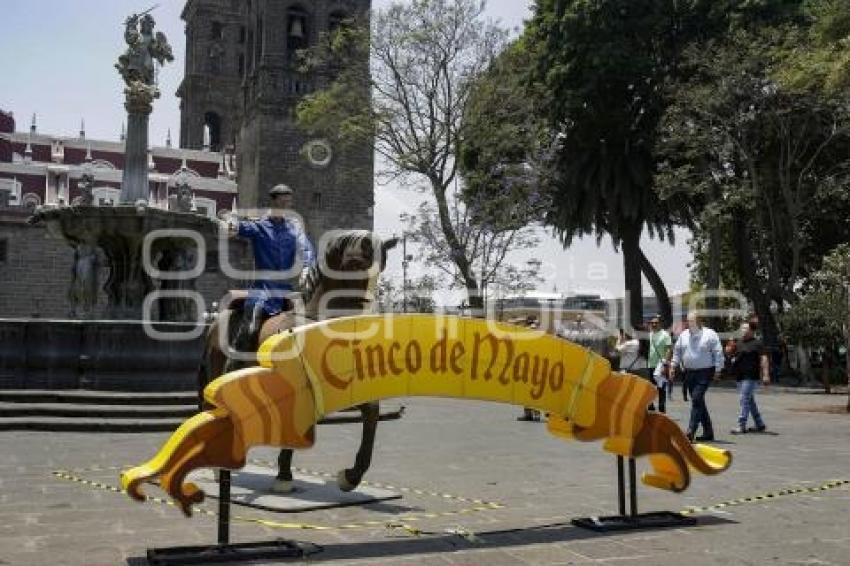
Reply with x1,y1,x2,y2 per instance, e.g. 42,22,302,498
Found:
204,112,222,152
211,21,224,40
287,7,309,56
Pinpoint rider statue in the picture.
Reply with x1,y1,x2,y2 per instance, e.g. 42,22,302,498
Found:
224,184,316,357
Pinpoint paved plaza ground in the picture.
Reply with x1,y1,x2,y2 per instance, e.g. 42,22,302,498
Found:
1,386,849,565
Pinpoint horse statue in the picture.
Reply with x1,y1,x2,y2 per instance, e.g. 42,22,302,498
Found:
199,230,398,494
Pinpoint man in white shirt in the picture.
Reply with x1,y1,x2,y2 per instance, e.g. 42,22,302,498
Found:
672,313,724,442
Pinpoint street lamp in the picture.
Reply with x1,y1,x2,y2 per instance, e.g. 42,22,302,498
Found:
402,234,413,313
398,214,415,314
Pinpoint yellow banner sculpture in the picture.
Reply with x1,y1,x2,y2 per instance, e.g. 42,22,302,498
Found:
122,316,732,516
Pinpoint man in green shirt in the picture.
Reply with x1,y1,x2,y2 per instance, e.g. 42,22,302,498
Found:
648,315,673,412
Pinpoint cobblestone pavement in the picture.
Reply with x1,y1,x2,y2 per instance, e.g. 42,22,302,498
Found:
1,387,848,565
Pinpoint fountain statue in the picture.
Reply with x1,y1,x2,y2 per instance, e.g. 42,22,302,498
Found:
29,10,214,323
116,11,174,204
15,10,220,391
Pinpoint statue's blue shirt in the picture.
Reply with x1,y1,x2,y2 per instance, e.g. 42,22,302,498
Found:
238,217,315,316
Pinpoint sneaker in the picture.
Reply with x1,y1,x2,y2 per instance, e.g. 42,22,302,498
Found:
695,434,715,442
730,426,747,435
686,431,695,443
752,424,767,433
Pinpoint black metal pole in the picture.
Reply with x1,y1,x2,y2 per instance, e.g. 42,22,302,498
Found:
402,234,408,314
218,469,231,545
628,457,638,517
617,456,626,516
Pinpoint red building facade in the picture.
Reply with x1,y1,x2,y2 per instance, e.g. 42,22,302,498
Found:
0,110,248,319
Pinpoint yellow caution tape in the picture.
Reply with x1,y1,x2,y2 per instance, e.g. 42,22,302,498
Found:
51,466,504,532
680,479,850,515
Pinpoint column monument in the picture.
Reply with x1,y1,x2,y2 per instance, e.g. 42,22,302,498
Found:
115,11,174,204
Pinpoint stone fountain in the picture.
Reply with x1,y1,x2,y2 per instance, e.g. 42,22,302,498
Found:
20,11,219,391
33,11,216,323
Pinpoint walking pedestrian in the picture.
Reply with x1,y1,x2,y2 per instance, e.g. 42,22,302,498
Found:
615,330,645,374
672,313,724,442
727,321,770,434
647,315,672,413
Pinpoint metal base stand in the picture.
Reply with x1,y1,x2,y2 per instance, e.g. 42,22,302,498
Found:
145,391,316,564
572,456,697,532
145,469,314,564
146,538,309,565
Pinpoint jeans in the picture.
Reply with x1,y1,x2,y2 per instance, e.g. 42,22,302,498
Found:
685,368,714,437
737,379,764,429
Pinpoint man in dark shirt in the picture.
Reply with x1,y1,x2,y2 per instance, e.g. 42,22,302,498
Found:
727,321,770,434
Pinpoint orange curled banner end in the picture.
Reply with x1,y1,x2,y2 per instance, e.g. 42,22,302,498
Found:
120,315,732,515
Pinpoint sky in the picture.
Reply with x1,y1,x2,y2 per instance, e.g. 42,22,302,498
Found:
0,0,694,302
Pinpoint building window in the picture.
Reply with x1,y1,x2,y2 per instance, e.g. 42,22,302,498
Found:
287,7,309,55
211,21,224,40
239,26,246,44
0,178,21,205
0,239,7,265
238,53,245,77
204,112,222,152
311,192,322,209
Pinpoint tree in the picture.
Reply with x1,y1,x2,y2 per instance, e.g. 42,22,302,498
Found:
522,0,718,329
377,274,438,313
297,0,537,312
458,40,554,230
782,245,850,408
657,8,850,346
400,199,542,310
777,0,850,95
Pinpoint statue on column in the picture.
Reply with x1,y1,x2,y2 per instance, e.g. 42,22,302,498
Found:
115,11,174,112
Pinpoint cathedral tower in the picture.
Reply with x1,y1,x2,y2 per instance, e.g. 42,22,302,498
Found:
180,0,375,240
179,0,245,151
238,0,374,238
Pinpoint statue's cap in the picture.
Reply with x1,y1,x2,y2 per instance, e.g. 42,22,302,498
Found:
269,184,293,196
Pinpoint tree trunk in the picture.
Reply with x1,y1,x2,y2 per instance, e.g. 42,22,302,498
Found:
429,180,481,314
732,218,780,348
621,222,644,331
639,247,673,329
821,349,833,394
706,224,722,330
845,332,850,412
467,283,484,316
